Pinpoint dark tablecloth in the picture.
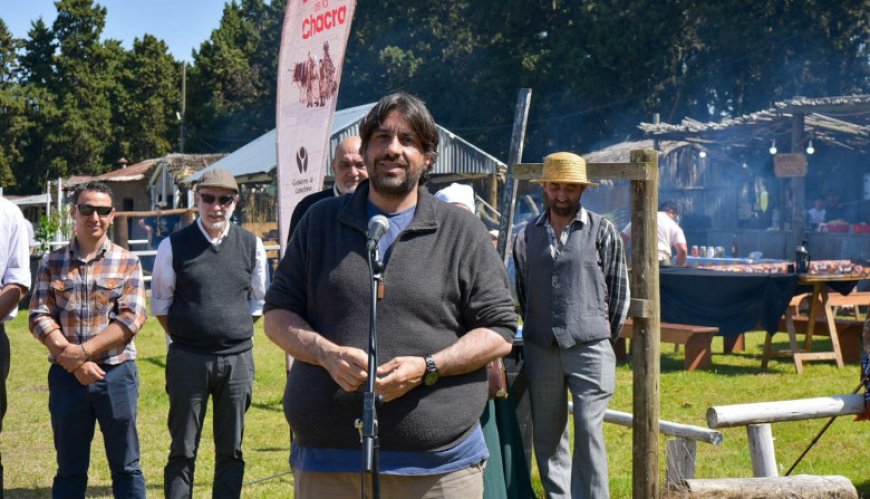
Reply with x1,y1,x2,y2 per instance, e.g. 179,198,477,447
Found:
659,267,800,336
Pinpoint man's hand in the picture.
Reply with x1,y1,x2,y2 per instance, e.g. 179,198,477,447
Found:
375,356,426,403
322,345,369,393
73,362,105,385
57,343,88,373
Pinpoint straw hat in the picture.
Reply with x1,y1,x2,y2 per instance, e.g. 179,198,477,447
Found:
533,152,597,186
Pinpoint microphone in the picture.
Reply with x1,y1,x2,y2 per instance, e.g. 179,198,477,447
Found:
366,215,390,251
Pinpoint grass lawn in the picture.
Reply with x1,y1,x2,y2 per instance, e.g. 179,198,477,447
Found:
3,309,868,498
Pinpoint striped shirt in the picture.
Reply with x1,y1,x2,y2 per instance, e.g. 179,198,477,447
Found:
29,237,146,365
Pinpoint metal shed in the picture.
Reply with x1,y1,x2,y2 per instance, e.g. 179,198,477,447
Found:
186,102,506,185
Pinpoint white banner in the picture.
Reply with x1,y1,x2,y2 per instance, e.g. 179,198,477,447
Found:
276,0,356,254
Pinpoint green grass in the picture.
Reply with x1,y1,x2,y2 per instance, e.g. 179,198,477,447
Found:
3,310,868,498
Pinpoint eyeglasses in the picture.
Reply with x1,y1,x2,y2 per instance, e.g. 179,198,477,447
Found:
200,193,235,206
77,204,114,217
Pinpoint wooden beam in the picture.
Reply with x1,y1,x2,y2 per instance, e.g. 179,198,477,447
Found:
512,160,657,181
115,207,198,218
706,394,865,429
678,475,858,499
605,410,722,445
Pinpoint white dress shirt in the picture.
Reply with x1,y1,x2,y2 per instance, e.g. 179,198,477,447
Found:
150,219,268,317
0,197,32,321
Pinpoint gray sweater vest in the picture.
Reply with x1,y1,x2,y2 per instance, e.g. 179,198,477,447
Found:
167,223,256,354
522,212,611,348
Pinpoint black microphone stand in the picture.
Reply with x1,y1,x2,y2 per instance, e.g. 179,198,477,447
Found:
357,242,384,499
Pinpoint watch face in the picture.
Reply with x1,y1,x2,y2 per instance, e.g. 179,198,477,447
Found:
423,370,439,386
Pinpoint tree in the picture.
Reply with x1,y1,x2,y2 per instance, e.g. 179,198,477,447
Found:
0,20,24,188
109,34,180,162
185,0,284,153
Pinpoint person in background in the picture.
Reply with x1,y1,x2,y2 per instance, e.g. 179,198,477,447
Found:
434,183,476,213
825,190,850,223
513,152,629,499
29,181,147,498
151,169,267,499
807,196,826,227
287,136,367,241
621,200,688,265
0,196,31,492
264,92,516,498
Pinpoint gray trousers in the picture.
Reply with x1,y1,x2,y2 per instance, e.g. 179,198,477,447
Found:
164,346,254,499
525,339,615,499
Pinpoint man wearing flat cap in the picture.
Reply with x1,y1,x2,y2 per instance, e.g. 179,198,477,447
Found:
513,152,629,499
151,168,268,498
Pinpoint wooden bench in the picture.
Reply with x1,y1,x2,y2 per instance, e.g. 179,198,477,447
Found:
790,291,870,320
827,290,869,320
775,316,864,363
616,319,719,371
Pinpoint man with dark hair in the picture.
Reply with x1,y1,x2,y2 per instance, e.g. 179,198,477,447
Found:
151,168,267,498
29,181,148,498
621,199,687,265
287,135,367,241
264,92,517,498
0,195,31,492
513,152,629,499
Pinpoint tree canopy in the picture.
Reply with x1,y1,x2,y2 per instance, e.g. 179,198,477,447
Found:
0,0,867,194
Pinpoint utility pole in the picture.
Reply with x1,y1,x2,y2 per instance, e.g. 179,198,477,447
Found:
179,61,187,153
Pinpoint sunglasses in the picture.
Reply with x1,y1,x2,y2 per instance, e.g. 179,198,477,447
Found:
77,204,114,217
200,193,235,206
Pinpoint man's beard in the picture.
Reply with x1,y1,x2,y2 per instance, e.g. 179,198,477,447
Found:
369,161,424,198
549,201,578,217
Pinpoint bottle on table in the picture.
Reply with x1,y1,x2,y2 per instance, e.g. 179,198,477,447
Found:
795,238,810,273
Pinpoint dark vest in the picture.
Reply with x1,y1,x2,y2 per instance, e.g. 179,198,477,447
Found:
522,211,611,348
167,222,257,354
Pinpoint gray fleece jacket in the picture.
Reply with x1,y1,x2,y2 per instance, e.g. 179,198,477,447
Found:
265,181,517,451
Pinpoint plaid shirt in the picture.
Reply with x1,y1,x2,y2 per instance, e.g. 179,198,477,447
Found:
540,206,630,340
29,238,146,365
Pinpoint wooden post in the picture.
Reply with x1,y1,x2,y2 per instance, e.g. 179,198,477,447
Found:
489,173,499,212
115,214,129,248
666,438,696,488
630,149,660,499
495,89,532,263
788,113,806,252
747,423,778,477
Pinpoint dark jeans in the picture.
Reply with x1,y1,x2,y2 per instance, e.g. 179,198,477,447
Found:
0,323,9,496
164,346,254,499
48,361,145,499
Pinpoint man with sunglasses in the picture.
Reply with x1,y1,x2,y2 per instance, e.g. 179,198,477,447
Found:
287,135,367,241
29,181,148,497
151,168,267,499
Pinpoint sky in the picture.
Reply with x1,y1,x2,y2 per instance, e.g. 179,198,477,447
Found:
1,0,231,62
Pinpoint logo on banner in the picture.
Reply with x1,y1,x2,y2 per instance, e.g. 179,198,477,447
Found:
296,147,309,173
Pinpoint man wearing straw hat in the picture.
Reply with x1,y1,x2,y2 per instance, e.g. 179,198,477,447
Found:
513,152,629,499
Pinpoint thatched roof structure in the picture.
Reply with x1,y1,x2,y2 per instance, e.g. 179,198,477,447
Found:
638,95,870,152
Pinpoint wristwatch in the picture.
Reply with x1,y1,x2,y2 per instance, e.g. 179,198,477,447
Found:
422,355,440,386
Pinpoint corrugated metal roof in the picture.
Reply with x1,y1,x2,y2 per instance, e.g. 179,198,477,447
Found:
188,103,506,183
5,193,51,206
